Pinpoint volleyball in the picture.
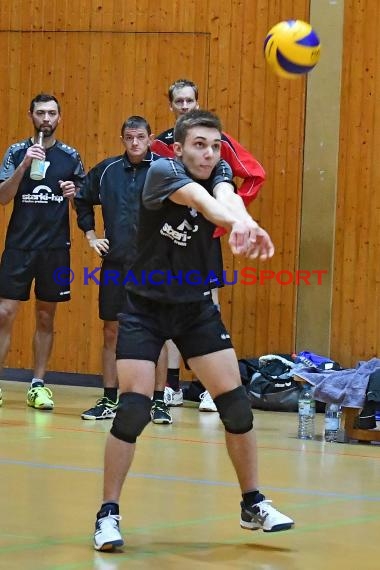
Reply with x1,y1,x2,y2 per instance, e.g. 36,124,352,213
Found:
264,20,321,79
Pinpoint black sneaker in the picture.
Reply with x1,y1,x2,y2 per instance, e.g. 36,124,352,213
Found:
81,397,118,420
151,400,172,424
240,499,294,532
354,414,377,429
354,400,377,429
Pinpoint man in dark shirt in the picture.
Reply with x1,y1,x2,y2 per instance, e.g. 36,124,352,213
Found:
0,93,85,410
93,110,294,552
75,116,169,423
151,79,266,413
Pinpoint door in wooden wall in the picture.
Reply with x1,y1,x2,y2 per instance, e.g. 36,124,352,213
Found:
0,31,210,374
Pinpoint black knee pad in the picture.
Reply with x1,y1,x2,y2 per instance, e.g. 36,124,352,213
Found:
110,392,152,443
214,385,253,434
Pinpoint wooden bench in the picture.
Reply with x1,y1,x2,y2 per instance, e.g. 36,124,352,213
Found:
294,375,380,443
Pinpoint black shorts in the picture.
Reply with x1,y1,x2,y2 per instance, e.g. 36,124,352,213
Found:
0,248,71,302
99,259,126,321
208,238,224,289
116,292,234,363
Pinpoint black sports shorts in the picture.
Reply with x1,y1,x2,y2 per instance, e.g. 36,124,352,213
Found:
99,259,126,321
0,248,71,302
116,291,234,363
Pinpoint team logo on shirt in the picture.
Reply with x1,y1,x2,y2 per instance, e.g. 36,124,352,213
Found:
220,333,230,340
160,219,199,246
22,184,64,204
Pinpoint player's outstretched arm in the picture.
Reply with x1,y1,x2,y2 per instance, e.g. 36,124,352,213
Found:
213,182,274,260
169,182,274,259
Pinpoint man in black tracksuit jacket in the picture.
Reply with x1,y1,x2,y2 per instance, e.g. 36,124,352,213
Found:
75,116,167,422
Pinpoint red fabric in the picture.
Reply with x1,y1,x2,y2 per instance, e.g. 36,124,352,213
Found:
150,138,174,158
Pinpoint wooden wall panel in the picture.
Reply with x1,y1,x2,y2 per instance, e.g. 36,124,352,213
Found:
0,29,210,374
331,0,380,366
0,0,309,375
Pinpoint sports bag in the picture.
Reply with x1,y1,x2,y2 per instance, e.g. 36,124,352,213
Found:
247,373,301,411
239,355,302,412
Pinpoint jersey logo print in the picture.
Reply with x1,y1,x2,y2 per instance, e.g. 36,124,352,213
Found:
22,181,64,204
32,185,52,194
160,219,198,247
177,220,193,231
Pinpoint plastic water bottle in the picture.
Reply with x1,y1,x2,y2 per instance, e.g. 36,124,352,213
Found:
297,385,315,439
324,403,341,442
30,131,45,180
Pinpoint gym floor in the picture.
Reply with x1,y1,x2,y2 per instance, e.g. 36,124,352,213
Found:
0,380,379,570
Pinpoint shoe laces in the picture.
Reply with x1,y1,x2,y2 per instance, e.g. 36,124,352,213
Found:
29,386,53,398
153,400,169,413
97,513,122,533
99,513,121,524
164,387,175,403
95,397,117,408
200,391,213,404
252,500,277,517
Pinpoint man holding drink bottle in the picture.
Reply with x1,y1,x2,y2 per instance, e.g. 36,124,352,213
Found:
0,93,85,409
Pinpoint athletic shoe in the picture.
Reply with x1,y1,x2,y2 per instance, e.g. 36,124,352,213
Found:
94,512,124,551
151,400,173,424
27,385,54,410
240,500,294,532
354,413,377,429
354,401,377,429
81,397,118,420
199,390,217,412
164,386,184,406
0,388,2,406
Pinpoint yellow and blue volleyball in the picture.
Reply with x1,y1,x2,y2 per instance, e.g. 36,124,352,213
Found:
264,20,321,79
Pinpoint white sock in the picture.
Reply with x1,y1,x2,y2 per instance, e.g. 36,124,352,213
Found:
31,378,44,387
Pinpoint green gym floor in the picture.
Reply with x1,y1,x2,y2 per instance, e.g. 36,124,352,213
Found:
0,380,379,570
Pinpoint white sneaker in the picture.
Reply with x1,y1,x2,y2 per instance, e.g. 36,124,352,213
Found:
199,391,217,412
240,500,294,532
164,386,183,406
94,513,124,551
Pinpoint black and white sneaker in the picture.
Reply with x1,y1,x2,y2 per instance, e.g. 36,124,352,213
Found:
94,509,124,551
81,397,118,420
151,400,173,424
240,499,294,532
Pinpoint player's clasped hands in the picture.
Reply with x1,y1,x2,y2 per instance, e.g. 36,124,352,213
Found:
229,219,275,260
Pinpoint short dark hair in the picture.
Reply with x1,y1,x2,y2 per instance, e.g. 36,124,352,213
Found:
168,79,199,103
30,93,61,114
174,109,222,145
121,115,151,137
